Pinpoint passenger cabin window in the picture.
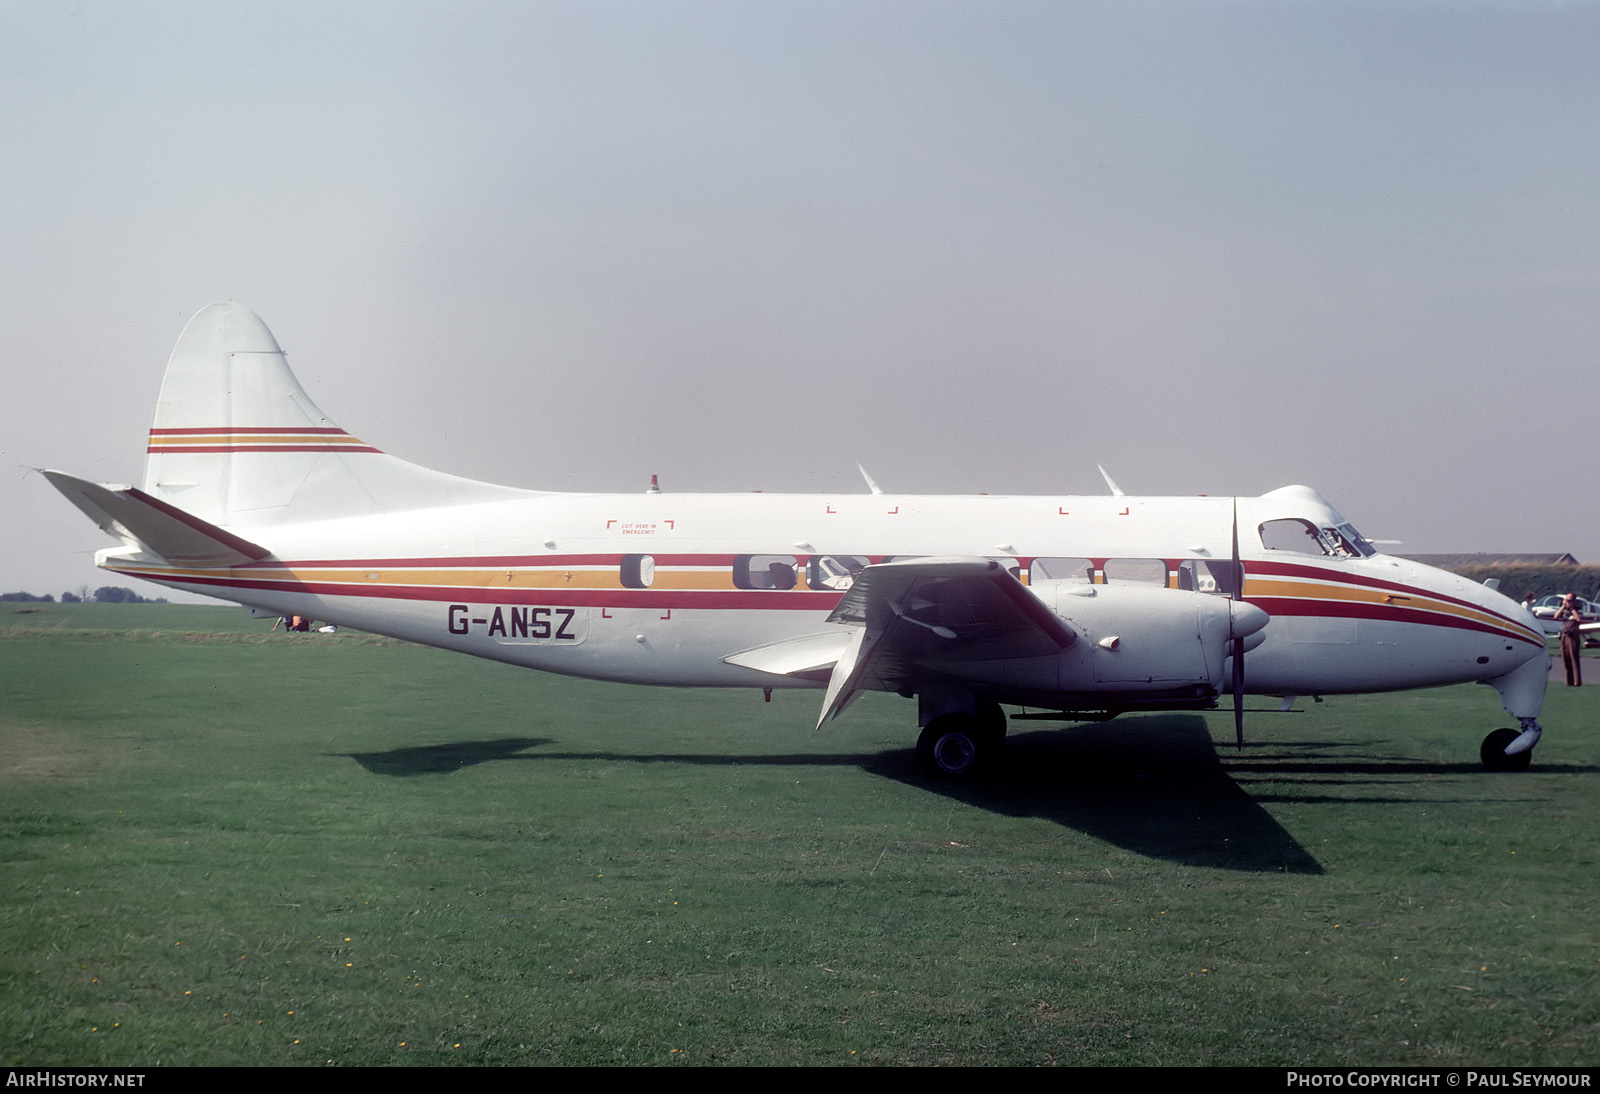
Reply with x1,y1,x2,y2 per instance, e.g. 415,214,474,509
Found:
1102,558,1167,586
620,554,655,589
1031,557,1093,583
1178,558,1243,596
733,554,797,590
808,554,869,591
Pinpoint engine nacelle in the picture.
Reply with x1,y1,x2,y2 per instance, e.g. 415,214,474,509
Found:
919,581,1268,709
1035,580,1266,691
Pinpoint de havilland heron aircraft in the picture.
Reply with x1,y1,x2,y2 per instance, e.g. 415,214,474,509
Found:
45,304,1551,775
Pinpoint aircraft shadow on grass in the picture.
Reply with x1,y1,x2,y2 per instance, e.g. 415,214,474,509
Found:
336,737,556,776
871,715,1328,875
1224,741,1597,784
338,715,1332,873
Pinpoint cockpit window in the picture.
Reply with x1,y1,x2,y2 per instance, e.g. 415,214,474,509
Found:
1259,518,1375,558
1260,519,1330,555
1330,523,1376,557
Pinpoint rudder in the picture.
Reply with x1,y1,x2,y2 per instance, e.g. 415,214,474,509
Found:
142,303,530,527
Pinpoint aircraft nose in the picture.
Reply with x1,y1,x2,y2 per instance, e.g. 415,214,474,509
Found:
1231,599,1269,640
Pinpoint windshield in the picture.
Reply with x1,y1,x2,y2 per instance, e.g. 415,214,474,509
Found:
1260,518,1376,558
1329,523,1376,557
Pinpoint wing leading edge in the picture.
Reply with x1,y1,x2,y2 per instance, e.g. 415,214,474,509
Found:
816,557,1077,727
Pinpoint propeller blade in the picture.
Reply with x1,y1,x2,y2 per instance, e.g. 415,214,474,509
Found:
1233,635,1245,750
1232,497,1244,750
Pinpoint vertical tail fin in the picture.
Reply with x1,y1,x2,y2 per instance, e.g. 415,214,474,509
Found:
142,303,530,527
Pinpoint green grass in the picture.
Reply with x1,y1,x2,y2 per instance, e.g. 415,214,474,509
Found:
2,604,1597,1065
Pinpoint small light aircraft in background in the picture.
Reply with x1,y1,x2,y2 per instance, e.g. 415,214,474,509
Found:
1530,594,1600,641
46,304,1551,775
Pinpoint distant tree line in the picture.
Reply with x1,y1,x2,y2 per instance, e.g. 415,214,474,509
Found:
1,587,168,604
1432,563,1600,603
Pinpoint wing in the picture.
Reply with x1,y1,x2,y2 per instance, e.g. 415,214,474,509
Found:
1541,613,1600,636
815,556,1077,727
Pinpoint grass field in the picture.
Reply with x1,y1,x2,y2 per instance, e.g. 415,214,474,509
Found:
3,603,1596,1066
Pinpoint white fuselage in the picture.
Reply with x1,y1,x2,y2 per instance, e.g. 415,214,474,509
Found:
99,486,1549,711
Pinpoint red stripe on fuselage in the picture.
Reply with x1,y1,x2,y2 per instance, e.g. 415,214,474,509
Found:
103,567,844,611
105,554,1541,646
1248,558,1533,636
1251,559,1482,612
149,427,350,435
1250,596,1542,646
145,445,383,454
232,553,876,571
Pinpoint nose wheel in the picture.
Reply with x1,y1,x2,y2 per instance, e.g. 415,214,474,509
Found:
1480,727,1532,773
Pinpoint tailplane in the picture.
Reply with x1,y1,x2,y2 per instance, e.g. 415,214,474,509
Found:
140,303,531,527
43,471,269,567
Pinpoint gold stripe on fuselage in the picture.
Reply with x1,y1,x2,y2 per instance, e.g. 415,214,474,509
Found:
1247,576,1535,642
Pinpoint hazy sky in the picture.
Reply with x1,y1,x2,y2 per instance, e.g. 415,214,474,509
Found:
6,1,1598,601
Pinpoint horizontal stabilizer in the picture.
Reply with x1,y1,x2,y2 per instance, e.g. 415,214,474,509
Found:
42,470,269,566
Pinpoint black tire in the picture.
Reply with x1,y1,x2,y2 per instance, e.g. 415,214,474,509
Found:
918,715,985,777
976,700,1007,741
1480,727,1532,773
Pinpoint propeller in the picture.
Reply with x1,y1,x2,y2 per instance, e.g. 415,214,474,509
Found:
1231,498,1245,750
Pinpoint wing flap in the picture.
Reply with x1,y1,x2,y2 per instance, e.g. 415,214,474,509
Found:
723,630,854,680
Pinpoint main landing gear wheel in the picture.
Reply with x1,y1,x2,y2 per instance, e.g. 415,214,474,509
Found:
976,700,1007,741
918,713,1002,778
1480,727,1532,773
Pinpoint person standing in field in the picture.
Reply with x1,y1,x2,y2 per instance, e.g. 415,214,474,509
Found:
1554,593,1584,687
